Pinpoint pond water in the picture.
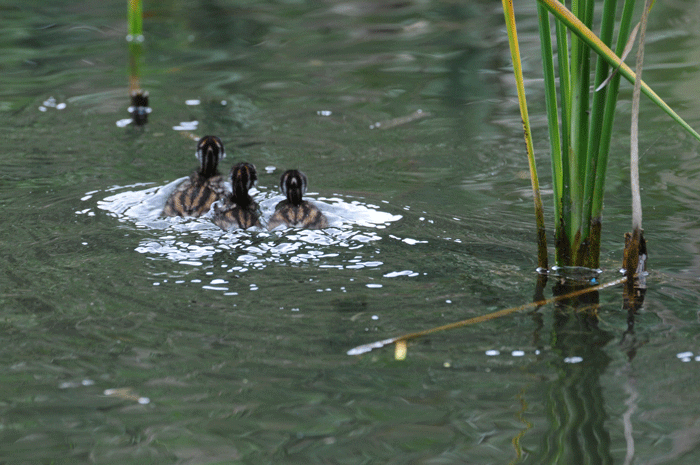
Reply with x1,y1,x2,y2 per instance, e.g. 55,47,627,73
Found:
2,1,700,463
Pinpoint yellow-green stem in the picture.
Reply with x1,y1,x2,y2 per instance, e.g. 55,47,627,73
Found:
502,0,548,270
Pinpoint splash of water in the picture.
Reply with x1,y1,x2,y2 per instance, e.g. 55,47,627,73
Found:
88,180,408,272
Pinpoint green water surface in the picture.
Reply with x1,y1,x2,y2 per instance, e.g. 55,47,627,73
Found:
2,1,700,464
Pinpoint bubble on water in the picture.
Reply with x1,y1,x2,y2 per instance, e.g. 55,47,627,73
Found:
383,270,418,278
172,120,198,131
203,285,228,291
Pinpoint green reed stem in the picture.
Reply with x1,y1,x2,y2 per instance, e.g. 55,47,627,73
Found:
127,0,144,94
537,4,562,231
579,0,618,248
128,0,143,37
567,0,585,246
554,18,572,255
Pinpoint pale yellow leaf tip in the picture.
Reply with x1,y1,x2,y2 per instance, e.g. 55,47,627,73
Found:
395,340,407,360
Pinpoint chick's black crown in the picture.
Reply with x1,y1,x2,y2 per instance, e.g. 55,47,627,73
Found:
196,135,226,178
230,162,257,206
280,170,308,206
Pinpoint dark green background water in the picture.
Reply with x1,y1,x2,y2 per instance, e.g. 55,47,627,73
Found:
2,1,700,463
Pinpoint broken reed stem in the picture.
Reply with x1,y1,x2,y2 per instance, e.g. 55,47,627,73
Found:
630,0,653,232
348,276,627,356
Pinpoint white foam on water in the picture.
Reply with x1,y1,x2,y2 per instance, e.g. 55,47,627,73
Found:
91,181,405,272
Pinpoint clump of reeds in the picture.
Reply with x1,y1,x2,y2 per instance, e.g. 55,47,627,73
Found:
501,0,700,269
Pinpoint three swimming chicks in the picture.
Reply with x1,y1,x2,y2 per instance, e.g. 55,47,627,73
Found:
163,136,328,231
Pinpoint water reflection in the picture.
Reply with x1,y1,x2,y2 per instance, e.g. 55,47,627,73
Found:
526,280,614,465
346,272,631,462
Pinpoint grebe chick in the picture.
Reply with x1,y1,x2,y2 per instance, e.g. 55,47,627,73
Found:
267,170,328,230
162,135,227,217
212,162,261,230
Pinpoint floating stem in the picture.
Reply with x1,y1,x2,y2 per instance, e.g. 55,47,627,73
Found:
347,277,627,356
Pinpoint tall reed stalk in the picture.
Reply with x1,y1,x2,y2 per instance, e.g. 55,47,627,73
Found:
502,0,549,271
503,0,700,269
